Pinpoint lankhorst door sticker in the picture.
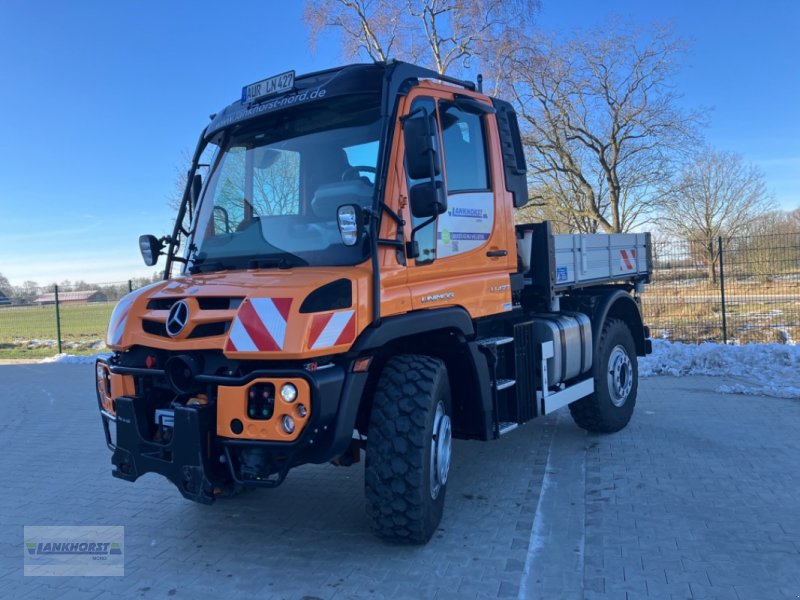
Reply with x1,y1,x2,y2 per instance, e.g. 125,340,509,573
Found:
436,191,494,259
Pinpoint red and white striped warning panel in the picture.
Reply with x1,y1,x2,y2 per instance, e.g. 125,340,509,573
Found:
619,249,637,272
308,310,356,350
225,297,292,352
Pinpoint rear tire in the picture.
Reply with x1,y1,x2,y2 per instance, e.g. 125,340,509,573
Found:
365,355,452,544
569,318,637,433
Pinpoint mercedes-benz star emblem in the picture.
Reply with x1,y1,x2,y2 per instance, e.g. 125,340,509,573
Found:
166,300,190,337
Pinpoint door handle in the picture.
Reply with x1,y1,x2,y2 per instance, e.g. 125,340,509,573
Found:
486,249,507,257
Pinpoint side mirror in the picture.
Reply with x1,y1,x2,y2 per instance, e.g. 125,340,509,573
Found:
403,113,441,180
337,204,364,247
409,181,447,219
139,234,163,267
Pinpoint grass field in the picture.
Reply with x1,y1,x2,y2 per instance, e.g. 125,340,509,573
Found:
0,303,114,359
1,278,796,359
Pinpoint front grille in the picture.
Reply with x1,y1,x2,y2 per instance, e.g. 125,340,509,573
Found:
188,321,231,339
143,296,241,340
142,319,168,337
147,298,177,310
146,297,243,311
199,297,243,310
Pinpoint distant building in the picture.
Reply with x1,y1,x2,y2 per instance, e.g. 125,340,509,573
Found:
0,291,10,306
34,290,108,305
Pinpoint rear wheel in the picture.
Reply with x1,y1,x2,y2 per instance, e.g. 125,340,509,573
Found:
365,355,452,543
569,318,637,433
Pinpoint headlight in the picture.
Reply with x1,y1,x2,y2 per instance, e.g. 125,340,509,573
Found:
280,383,297,403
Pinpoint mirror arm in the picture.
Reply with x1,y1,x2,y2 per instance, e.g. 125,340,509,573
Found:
406,214,438,259
411,214,437,237
379,201,405,227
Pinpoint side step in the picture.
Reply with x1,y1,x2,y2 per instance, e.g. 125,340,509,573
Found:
496,378,516,391
477,336,514,348
476,335,520,438
497,421,518,436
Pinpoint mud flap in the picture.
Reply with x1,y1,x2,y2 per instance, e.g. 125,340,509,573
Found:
110,397,222,504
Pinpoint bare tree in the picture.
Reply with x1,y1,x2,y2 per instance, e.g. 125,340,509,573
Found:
14,281,40,304
305,0,404,62
736,209,800,281
406,0,538,75
168,148,214,214
0,272,11,296
744,208,800,237
790,207,800,228
505,24,702,233
660,148,774,283
304,0,538,76
515,184,601,233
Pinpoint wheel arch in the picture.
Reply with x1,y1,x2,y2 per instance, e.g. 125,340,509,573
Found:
350,308,493,441
588,289,647,357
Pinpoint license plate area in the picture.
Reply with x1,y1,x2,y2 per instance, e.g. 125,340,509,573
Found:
241,71,295,102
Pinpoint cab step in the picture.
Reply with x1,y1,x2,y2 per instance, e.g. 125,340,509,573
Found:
495,378,516,391
477,336,514,348
498,422,519,435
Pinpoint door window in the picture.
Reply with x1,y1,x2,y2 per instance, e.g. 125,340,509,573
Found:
437,104,493,258
406,97,443,264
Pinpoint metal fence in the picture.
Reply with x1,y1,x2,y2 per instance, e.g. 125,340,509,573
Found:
641,232,800,344
0,281,139,360
1,231,797,359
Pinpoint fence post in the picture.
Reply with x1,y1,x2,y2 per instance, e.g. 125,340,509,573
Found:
128,280,133,293
718,236,727,344
54,284,63,354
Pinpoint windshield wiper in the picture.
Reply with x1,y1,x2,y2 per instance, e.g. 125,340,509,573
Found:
188,255,237,274
189,262,236,274
249,254,308,270
188,251,307,274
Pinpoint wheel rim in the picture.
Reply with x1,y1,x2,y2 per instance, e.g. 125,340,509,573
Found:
429,401,452,500
607,345,633,407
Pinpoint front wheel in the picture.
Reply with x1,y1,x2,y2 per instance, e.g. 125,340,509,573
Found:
365,355,452,543
569,318,637,433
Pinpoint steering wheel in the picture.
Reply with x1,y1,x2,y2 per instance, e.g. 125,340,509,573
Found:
341,165,377,182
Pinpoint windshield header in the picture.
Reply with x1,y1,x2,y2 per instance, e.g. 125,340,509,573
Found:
207,63,385,140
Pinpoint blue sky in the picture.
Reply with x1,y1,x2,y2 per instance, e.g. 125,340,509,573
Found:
0,0,797,286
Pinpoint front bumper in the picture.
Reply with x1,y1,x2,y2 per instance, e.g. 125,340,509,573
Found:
96,359,367,503
103,397,223,503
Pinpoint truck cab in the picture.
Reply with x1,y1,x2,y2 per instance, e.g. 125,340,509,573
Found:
95,61,651,543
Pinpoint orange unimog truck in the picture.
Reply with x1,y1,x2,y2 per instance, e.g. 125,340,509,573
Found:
95,61,652,543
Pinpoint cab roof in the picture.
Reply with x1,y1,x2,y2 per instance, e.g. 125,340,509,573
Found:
205,61,477,140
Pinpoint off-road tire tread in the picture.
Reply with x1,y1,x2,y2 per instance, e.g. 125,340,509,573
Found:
569,318,637,433
365,354,448,544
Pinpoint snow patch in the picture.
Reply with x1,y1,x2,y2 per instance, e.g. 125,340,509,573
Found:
40,353,111,364
640,340,800,399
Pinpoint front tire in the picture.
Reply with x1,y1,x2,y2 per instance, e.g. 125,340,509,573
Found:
569,318,637,433
365,355,452,544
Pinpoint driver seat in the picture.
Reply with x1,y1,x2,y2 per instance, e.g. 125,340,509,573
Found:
306,147,351,202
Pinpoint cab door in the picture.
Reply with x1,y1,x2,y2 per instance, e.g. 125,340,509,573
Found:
399,87,515,319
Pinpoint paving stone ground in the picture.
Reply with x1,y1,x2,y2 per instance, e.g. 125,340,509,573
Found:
0,363,797,599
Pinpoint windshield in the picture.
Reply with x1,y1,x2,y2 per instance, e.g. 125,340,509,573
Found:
186,94,382,273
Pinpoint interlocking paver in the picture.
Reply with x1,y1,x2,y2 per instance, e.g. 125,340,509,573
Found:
1,365,798,599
